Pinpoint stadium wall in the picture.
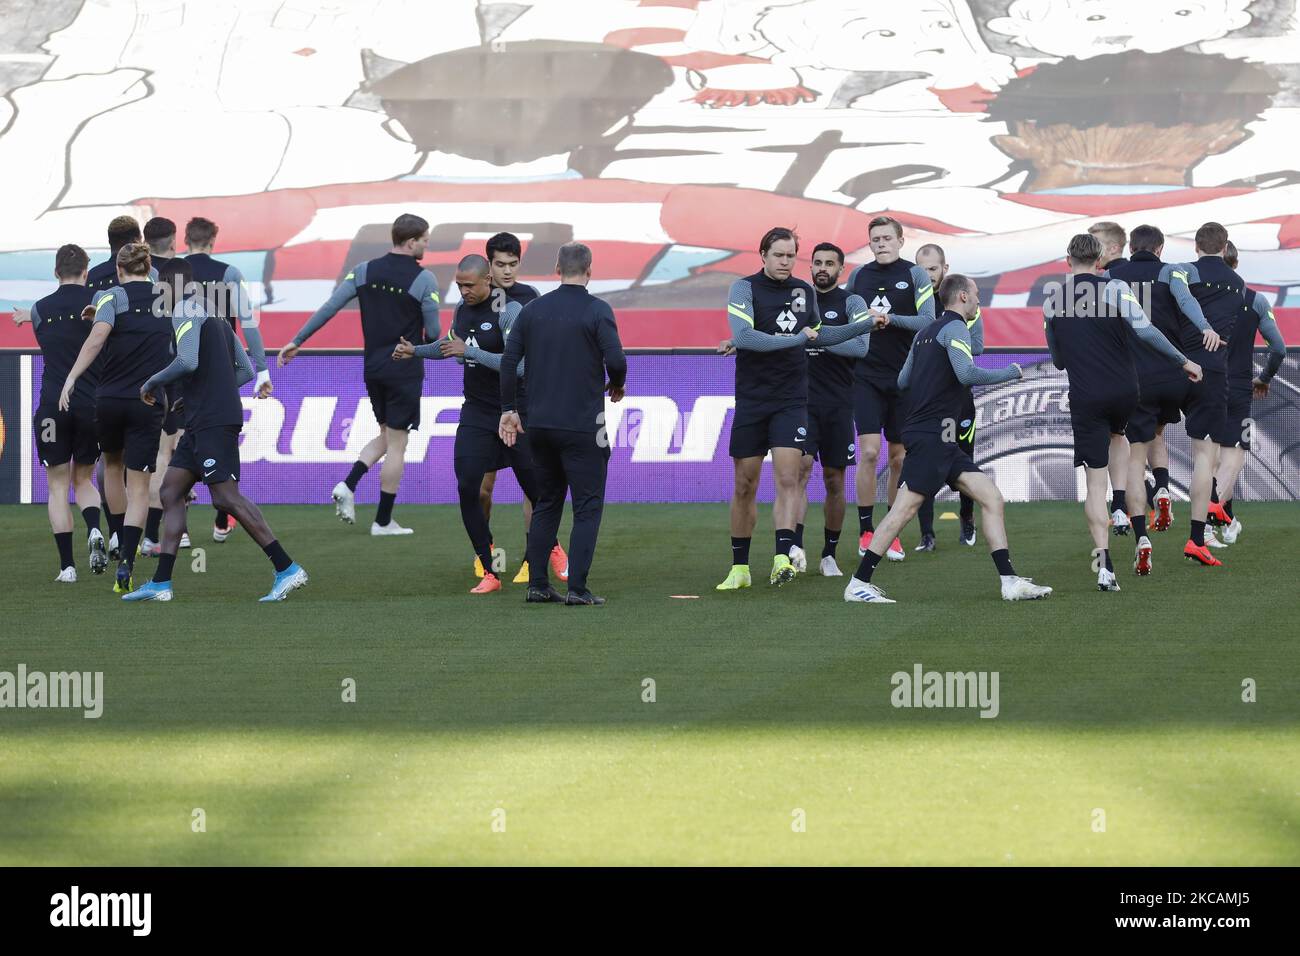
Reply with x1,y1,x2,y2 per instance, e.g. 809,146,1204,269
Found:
4,351,1298,505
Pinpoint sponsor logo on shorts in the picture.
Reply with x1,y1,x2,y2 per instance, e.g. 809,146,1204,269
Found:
796,426,806,436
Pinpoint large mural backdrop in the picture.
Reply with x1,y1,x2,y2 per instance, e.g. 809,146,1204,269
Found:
1,0,1298,334
1,1,1298,503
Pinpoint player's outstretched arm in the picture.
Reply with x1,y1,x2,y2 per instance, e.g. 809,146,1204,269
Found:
228,319,255,389
814,298,874,347
281,263,364,364
942,321,1020,386
1160,263,1220,351
142,301,204,400
726,279,808,352
1042,303,1064,370
409,269,442,343
597,300,627,399
60,289,119,409
499,304,529,414
1108,279,1188,368
1256,297,1287,383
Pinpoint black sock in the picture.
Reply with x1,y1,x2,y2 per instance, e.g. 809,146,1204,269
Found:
775,528,794,558
858,505,874,534
344,459,369,492
145,507,162,541
376,491,396,526
1224,499,1234,520
991,548,1014,576
1145,478,1156,509
1111,489,1127,514
262,539,293,573
1191,519,1206,547
155,552,177,584
731,536,751,566
959,494,974,523
107,510,124,541
81,506,101,535
1102,548,1113,572
1210,478,1219,504
1132,513,1147,539
54,532,74,571
215,508,231,530
794,523,804,549
822,528,840,559
1153,467,1170,492
119,525,143,571
853,549,883,582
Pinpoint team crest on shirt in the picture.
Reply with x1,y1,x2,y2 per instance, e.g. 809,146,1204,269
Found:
480,322,492,330
895,281,909,290
823,310,838,319
775,308,797,332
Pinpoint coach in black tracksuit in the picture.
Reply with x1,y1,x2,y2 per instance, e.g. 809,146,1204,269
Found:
500,242,626,606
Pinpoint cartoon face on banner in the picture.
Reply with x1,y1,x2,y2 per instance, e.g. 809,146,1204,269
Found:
0,0,1297,319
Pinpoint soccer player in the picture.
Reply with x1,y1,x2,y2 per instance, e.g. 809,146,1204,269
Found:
912,243,982,551
184,216,272,543
1106,224,1198,574
59,243,174,593
498,242,625,606
280,214,440,535
1211,240,1287,545
717,227,873,590
1044,234,1201,591
1162,222,1245,567
844,275,1051,604
1089,220,1133,535
472,231,567,584
794,242,873,577
848,216,936,563
124,291,307,602
394,254,541,594
13,244,107,581
140,217,190,556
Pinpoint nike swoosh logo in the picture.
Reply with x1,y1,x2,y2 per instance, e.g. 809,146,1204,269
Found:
204,471,215,478
794,437,805,442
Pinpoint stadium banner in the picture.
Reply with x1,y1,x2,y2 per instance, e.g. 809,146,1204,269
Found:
15,352,1300,505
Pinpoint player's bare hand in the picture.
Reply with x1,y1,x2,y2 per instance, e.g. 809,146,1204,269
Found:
440,329,466,358
1252,377,1270,399
257,379,273,398
606,382,625,403
278,342,300,366
802,326,819,342
81,305,96,321
1201,329,1222,351
716,339,736,355
1010,362,1024,380
140,383,157,406
498,410,523,447
870,310,890,329
1183,360,1203,383
58,379,75,412
392,336,415,360
12,306,30,326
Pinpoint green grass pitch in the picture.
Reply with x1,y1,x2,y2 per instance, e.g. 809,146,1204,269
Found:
1,500,1297,865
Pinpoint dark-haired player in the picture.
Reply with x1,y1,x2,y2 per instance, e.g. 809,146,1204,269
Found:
1045,234,1201,591
59,243,173,593
281,213,440,535
12,244,106,581
395,254,541,594
845,275,1050,604
912,242,982,551
125,293,306,602
848,215,936,564
184,215,272,543
716,227,872,590
473,231,567,584
793,241,874,577
1211,240,1287,545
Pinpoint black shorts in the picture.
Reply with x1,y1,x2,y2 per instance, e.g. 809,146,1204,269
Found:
729,405,808,459
1068,391,1136,469
900,430,981,499
1182,368,1227,443
34,402,99,468
854,377,907,443
806,404,857,468
957,389,976,456
95,396,165,472
170,424,242,485
365,376,422,431
1216,387,1254,450
162,386,182,436
1126,378,1187,444
454,420,532,474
